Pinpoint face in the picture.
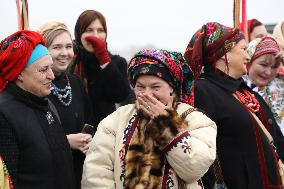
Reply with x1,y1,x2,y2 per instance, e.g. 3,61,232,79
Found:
248,54,279,87
48,32,74,76
134,75,173,106
250,25,268,41
17,55,55,97
226,39,251,79
81,19,106,52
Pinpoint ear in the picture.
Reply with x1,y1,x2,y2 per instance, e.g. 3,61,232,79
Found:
18,74,23,81
170,89,174,96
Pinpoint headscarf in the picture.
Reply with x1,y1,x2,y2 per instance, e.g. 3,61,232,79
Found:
240,18,263,41
184,22,244,80
128,49,193,104
38,21,71,47
246,36,280,62
74,10,107,46
0,30,45,91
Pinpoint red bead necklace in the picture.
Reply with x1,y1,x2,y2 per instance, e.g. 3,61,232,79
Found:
235,89,260,112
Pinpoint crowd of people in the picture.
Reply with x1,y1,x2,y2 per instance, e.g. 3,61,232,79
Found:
0,8,283,189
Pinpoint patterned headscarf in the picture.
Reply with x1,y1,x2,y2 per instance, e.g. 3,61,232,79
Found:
38,21,71,48
0,30,45,91
184,22,244,80
128,49,194,104
240,19,263,41
246,36,280,62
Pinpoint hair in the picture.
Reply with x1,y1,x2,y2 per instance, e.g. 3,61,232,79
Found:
249,19,263,34
281,22,284,37
38,21,71,48
74,10,107,45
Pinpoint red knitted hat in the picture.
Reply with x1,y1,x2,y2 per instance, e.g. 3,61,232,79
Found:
246,36,280,62
0,30,45,91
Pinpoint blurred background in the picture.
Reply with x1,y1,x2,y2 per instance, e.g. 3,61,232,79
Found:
1,0,283,60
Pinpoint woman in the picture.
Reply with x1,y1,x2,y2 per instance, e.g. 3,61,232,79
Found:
38,21,95,189
184,22,284,189
0,31,75,189
240,18,268,41
81,49,217,189
70,9,131,126
244,36,284,134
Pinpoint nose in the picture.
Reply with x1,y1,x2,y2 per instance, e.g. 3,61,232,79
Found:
59,47,68,56
264,67,272,76
47,67,55,80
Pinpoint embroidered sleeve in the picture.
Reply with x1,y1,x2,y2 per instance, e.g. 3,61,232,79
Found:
163,110,217,184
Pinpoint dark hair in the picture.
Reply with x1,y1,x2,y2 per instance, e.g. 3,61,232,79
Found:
74,10,107,45
249,19,263,34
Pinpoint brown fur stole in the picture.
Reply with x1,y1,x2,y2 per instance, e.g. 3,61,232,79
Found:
124,108,188,189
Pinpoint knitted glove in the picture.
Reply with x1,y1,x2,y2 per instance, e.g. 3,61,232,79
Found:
85,36,111,65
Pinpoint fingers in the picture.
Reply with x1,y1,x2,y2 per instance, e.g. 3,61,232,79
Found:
137,93,167,118
81,144,89,155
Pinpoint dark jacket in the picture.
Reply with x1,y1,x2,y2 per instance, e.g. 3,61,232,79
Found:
71,50,131,127
194,71,284,189
0,84,75,189
48,73,95,189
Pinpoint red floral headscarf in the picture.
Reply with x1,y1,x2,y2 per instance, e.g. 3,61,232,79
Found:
0,30,44,91
184,22,244,80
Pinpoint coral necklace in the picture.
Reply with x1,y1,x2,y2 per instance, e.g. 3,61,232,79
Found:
235,89,260,112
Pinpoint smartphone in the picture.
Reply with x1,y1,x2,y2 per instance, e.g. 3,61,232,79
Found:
81,123,94,135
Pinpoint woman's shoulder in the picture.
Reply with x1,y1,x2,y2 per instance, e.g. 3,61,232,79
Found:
176,103,216,130
109,53,127,65
102,104,136,121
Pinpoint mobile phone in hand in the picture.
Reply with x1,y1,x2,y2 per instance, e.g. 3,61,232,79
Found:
81,123,94,135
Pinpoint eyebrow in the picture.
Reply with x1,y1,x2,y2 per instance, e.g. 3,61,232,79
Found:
136,81,162,85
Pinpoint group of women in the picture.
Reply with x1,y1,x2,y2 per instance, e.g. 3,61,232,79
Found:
0,8,283,189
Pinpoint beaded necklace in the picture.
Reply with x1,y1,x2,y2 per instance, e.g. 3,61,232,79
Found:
235,89,260,112
51,74,72,106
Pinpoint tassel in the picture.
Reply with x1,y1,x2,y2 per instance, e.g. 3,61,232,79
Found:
16,0,29,30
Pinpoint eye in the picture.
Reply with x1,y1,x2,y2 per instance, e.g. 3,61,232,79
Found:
97,28,105,33
38,66,49,73
66,44,73,49
85,28,93,33
152,86,161,90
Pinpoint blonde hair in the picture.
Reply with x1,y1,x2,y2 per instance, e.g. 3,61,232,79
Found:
38,21,72,47
273,21,284,51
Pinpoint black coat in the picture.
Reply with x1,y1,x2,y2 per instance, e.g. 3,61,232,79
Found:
71,51,131,127
0,84,75,189
194,71,284,189
48,73,95,189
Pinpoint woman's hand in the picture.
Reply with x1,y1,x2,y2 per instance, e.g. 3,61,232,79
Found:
85,36,110,66
137,92,173,119
66,133,92,154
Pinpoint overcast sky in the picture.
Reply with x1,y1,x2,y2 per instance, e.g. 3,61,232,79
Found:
1,0,284,59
